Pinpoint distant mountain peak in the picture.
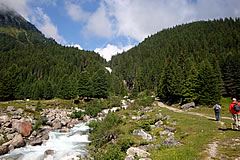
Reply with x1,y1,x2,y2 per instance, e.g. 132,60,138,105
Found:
0,6,40,34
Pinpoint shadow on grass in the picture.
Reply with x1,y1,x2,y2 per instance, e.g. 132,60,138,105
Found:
208,118,217,121
218,128,239,131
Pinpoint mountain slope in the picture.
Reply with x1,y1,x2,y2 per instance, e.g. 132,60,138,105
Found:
110,18,240,104
0,9,108,101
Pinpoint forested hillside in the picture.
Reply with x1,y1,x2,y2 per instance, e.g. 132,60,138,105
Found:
110,18,240,105
0,10,109,101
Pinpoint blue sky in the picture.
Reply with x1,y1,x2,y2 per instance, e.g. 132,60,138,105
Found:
1,0,240,61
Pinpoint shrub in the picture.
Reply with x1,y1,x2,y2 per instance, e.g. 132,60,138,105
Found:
93,144,125,160
36,100,42,112
135,96,154,107
33,116,47,131
88,113,122,148
69,111,84,120
85,99,104,117
118,137,134,152
138,121,152,131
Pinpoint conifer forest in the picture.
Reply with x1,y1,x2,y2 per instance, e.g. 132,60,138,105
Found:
1,10,240,106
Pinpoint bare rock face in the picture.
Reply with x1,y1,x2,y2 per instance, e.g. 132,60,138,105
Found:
83,115,90,122
126,147,151,158
125,155,135,160
16,108,24,115
180,102,195,109
0,115,10,123
154,120,163,128
59,128,70,133
162,136,183,147
52,120,62,129
44,149,55,158
0,145,8,155
10,134,25,148
133,129,152,141
12,120,32,136
7,106,15,112
29,139,43,146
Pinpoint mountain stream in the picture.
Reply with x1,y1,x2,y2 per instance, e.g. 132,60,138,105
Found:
0,122,90,160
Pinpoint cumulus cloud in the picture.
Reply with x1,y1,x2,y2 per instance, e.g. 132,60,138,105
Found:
104,0,194,41
0,0,32,20
84,2,113,38
0,0,66,44
33,7,67,44
103,0,240,41
65,2,90,22
95,44,133,61
65,1,113,38
64,0,240,42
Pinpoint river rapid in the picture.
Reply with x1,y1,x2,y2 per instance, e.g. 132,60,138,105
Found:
0,122,90,160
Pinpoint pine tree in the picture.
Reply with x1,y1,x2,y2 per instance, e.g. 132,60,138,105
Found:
197,60,221,105
92,69,109,98
183,64,200,103
78,71,92,99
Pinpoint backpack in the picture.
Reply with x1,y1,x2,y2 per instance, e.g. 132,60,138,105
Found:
234,103,240,112
214,104,220,110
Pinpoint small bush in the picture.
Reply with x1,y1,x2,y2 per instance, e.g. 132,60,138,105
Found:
139,121,152,131
135,96,154,107
118,138,134,152
33,116,47,131
36,100,43,112
93,144,125,160
88,113,122,148
69,111,84,120
85,99,104,117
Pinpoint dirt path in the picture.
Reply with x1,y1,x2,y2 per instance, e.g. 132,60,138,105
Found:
157,102,232,159
157,102,231,126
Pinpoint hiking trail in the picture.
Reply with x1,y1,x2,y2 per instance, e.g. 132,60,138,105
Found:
157,102,235,160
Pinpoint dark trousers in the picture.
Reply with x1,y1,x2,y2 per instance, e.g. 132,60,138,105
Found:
215,110,220,121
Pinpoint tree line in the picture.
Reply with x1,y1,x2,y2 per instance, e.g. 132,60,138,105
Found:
110,18,240,105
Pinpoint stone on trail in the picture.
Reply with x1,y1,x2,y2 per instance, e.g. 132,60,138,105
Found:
180,102,195,109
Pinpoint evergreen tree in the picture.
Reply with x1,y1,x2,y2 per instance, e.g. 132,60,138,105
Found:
183,64,200,103
43,80,53,100
78,71,92,99
197,60,221,105
92,69,109,98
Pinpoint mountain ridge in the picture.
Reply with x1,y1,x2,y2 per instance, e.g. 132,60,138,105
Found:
0,9,108,101
110,17,240,104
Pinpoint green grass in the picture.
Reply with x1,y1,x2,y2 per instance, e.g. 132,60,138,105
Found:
2,97,240,159
190,97,233,118
150,107,221,160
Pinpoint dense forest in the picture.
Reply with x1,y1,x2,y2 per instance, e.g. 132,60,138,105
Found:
110,18,240,105
0,10,109,101
1,9,240,106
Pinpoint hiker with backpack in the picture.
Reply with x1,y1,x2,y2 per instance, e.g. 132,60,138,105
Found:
229,98,240,130
213,103,221,121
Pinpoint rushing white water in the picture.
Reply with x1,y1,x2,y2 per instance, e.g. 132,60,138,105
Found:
0,122,91,160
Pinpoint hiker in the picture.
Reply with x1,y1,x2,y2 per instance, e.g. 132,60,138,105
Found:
213,103,221,121
229,98,240,129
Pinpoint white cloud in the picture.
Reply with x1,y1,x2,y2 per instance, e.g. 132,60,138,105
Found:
0,0,66,44
34,7,67,44
104,0,195,41
0,0,32,20
64,2,90,22
65,1,113,39
67,44,83,50
84,2,113,38
95,44,133,61
104,0,240,41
